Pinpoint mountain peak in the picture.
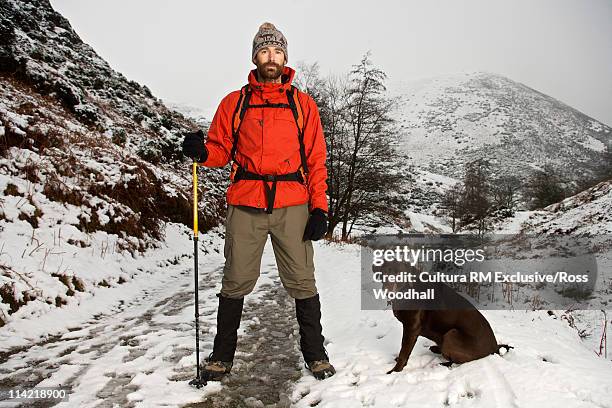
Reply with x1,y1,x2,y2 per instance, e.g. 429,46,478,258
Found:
388,70,611,185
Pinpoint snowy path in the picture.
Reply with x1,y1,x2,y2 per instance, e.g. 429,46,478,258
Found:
1,230,611,407
0,234,305,407
183,277,302,408
0,260,217,407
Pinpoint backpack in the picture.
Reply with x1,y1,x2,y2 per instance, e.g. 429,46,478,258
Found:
228,84,309,214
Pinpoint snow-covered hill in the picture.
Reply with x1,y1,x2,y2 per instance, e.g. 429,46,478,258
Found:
490,178,612,239
0,0,227,327
166,102,210,129
524,179,612,237
389,72,611,184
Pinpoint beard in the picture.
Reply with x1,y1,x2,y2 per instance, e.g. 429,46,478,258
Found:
256,61,283,81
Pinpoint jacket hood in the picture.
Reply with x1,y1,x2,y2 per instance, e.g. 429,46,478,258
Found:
247,65,295,98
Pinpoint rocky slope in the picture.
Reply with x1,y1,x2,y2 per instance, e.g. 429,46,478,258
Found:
0,0,227,326
521,179,612,238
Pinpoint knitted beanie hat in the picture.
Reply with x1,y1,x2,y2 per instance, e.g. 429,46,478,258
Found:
252,22,288,63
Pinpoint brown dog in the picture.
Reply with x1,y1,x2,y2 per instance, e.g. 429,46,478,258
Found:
376,261,511,374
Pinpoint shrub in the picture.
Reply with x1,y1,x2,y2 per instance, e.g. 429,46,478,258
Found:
43,175,86,206
18,205,43,228
112,129,127,146
3,183,21,196
136,133,182,165
525,164,567,209
160,115,174,130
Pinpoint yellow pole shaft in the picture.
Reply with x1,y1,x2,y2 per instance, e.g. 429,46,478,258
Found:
192,161,198,237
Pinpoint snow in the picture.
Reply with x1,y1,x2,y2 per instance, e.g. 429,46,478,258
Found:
1,225,610,407
406,211,453,233
523,180,612,237
1,84,610,405
290,242,612,407
3,110,30,130
166,101,210,127
577,135,607,152
415,169,460,188
387,73,510,164
0,223,204,350
0,222,284,406
492,211,541,234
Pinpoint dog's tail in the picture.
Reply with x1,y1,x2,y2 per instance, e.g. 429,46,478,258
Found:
495,344,514,355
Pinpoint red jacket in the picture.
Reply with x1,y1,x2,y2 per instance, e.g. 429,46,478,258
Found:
201,66,329,212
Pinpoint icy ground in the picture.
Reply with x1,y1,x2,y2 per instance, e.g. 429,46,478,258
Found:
0,222,304,407
0,224,611,407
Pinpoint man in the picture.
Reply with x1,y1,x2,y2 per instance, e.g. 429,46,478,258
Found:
182,22,335,381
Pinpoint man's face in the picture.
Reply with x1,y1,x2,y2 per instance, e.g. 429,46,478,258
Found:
253,46,286,81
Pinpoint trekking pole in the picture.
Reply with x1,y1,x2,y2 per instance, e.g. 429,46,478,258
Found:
188,161,207,388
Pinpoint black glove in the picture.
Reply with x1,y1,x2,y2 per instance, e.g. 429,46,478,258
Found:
303,208,328,241
182,129,208,162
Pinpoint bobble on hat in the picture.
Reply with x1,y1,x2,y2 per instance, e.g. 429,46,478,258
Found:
252,22,288,63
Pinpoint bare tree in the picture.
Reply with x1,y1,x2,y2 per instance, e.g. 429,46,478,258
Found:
293,61,326,102
334,52,404,240
525,163,567,209
490,175,521,216
461,158,492,236
319,74,353,238
442,182,465,232
295,55,406,240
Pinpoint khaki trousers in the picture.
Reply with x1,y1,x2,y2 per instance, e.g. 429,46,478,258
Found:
221,203,317,299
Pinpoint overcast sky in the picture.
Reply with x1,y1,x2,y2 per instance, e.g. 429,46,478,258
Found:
49,0,612,126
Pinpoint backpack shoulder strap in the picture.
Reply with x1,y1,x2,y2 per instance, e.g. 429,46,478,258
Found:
286,85,309,173
230,84,251,161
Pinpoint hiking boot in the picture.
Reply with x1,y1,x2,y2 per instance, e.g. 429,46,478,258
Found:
306,360,336,380
202,357,233,381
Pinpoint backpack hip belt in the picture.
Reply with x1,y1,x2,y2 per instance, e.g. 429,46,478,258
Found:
231,165,305,214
